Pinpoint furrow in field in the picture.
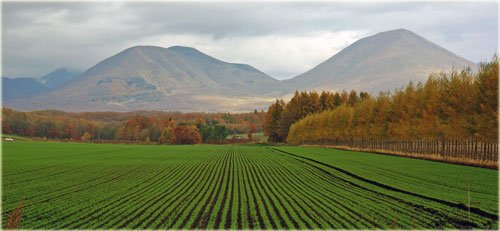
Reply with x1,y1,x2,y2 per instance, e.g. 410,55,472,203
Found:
35,161,186,229
28,157,176,229
15,162,156,223
283,164,377,227
90,157,203,229
278,154,425,228
189,149,230,229
138,155,214,229
271,148,467,228
169,149,228,229
205,148,234,229
278,148,496,228
250,149,308,229
235,150,243,230
131,153,223,229
262,154,340,229
299,161,444,228
13,161,150,205
49,162,188,229
272,147,497,221
238,147,266,229
3,153,131,204
253,148,332,229
4,165,90,187
271,147,492,228
153,152,225,229
114,152,221,229
267,147,420,228
151,152,222,229
240,150,281,229
3,148,123,177
223,147,237,229
268,149,380,229
214,147,234,229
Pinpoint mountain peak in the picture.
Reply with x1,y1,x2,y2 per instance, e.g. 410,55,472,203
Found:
284,28,476,93
167,46,208,58
383,28,413,34
119,45,206,59
39,67,80,89
167,45,198,52
364,28,421,43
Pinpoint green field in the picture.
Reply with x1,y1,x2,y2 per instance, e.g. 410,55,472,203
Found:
2,141,498,229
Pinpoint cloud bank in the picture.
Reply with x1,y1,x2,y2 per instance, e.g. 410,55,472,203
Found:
2,2,498,79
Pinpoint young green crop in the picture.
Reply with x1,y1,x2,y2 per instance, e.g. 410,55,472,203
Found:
2,141,498,229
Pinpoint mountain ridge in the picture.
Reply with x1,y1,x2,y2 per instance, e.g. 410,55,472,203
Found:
2,68,80,100
5,45,281,112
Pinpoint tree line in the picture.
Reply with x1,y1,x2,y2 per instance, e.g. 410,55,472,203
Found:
265,57,498,145
264,89,369,142
2,109,264,144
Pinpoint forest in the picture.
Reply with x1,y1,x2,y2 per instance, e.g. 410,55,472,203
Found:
265,57,498,144
1,109,264,144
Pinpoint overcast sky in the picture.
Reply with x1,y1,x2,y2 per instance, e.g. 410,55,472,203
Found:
2,1,498,80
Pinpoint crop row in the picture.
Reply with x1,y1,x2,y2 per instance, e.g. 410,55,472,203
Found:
3,144,497,229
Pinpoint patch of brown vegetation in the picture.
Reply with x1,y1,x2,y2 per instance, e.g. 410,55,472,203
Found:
6,201,24,229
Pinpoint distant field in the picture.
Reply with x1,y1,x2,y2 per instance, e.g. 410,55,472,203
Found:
2,142,498,229
226,132,267,142
1,134,33,141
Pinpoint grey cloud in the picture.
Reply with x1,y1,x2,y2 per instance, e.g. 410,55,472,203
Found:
2,2,497,79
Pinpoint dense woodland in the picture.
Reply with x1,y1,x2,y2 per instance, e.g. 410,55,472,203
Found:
2,109,264,144
265,57,498,144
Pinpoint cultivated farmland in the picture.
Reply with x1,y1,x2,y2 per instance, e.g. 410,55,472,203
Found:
2,142,498,229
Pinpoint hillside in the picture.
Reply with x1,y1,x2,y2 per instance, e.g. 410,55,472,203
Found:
2,77,50,100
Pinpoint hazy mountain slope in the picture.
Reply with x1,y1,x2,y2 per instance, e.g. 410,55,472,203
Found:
2,68,80,100
5,46,280,112
2,77,50,100
39,68,80,89
283,29,477,93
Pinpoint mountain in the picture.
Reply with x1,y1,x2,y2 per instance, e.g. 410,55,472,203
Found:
5,46,280,112
283,29,477,93
39,68,80,89
4,29,481,112
2,77,50,100
2,68,80,100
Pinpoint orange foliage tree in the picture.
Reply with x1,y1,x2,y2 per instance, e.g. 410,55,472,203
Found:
286,57,498,144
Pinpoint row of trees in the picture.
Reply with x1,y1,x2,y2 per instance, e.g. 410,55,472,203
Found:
264,90,369,142
2,109,264,144
285,57,498,144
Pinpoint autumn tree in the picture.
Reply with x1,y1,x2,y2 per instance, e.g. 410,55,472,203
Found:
264,99,285,142
319,91,336,111
347,90,358,106
172,126,202,144
159,128,175,144
475,56,498,142
247,122,257,140
285,56,498,144
81,132,92,142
